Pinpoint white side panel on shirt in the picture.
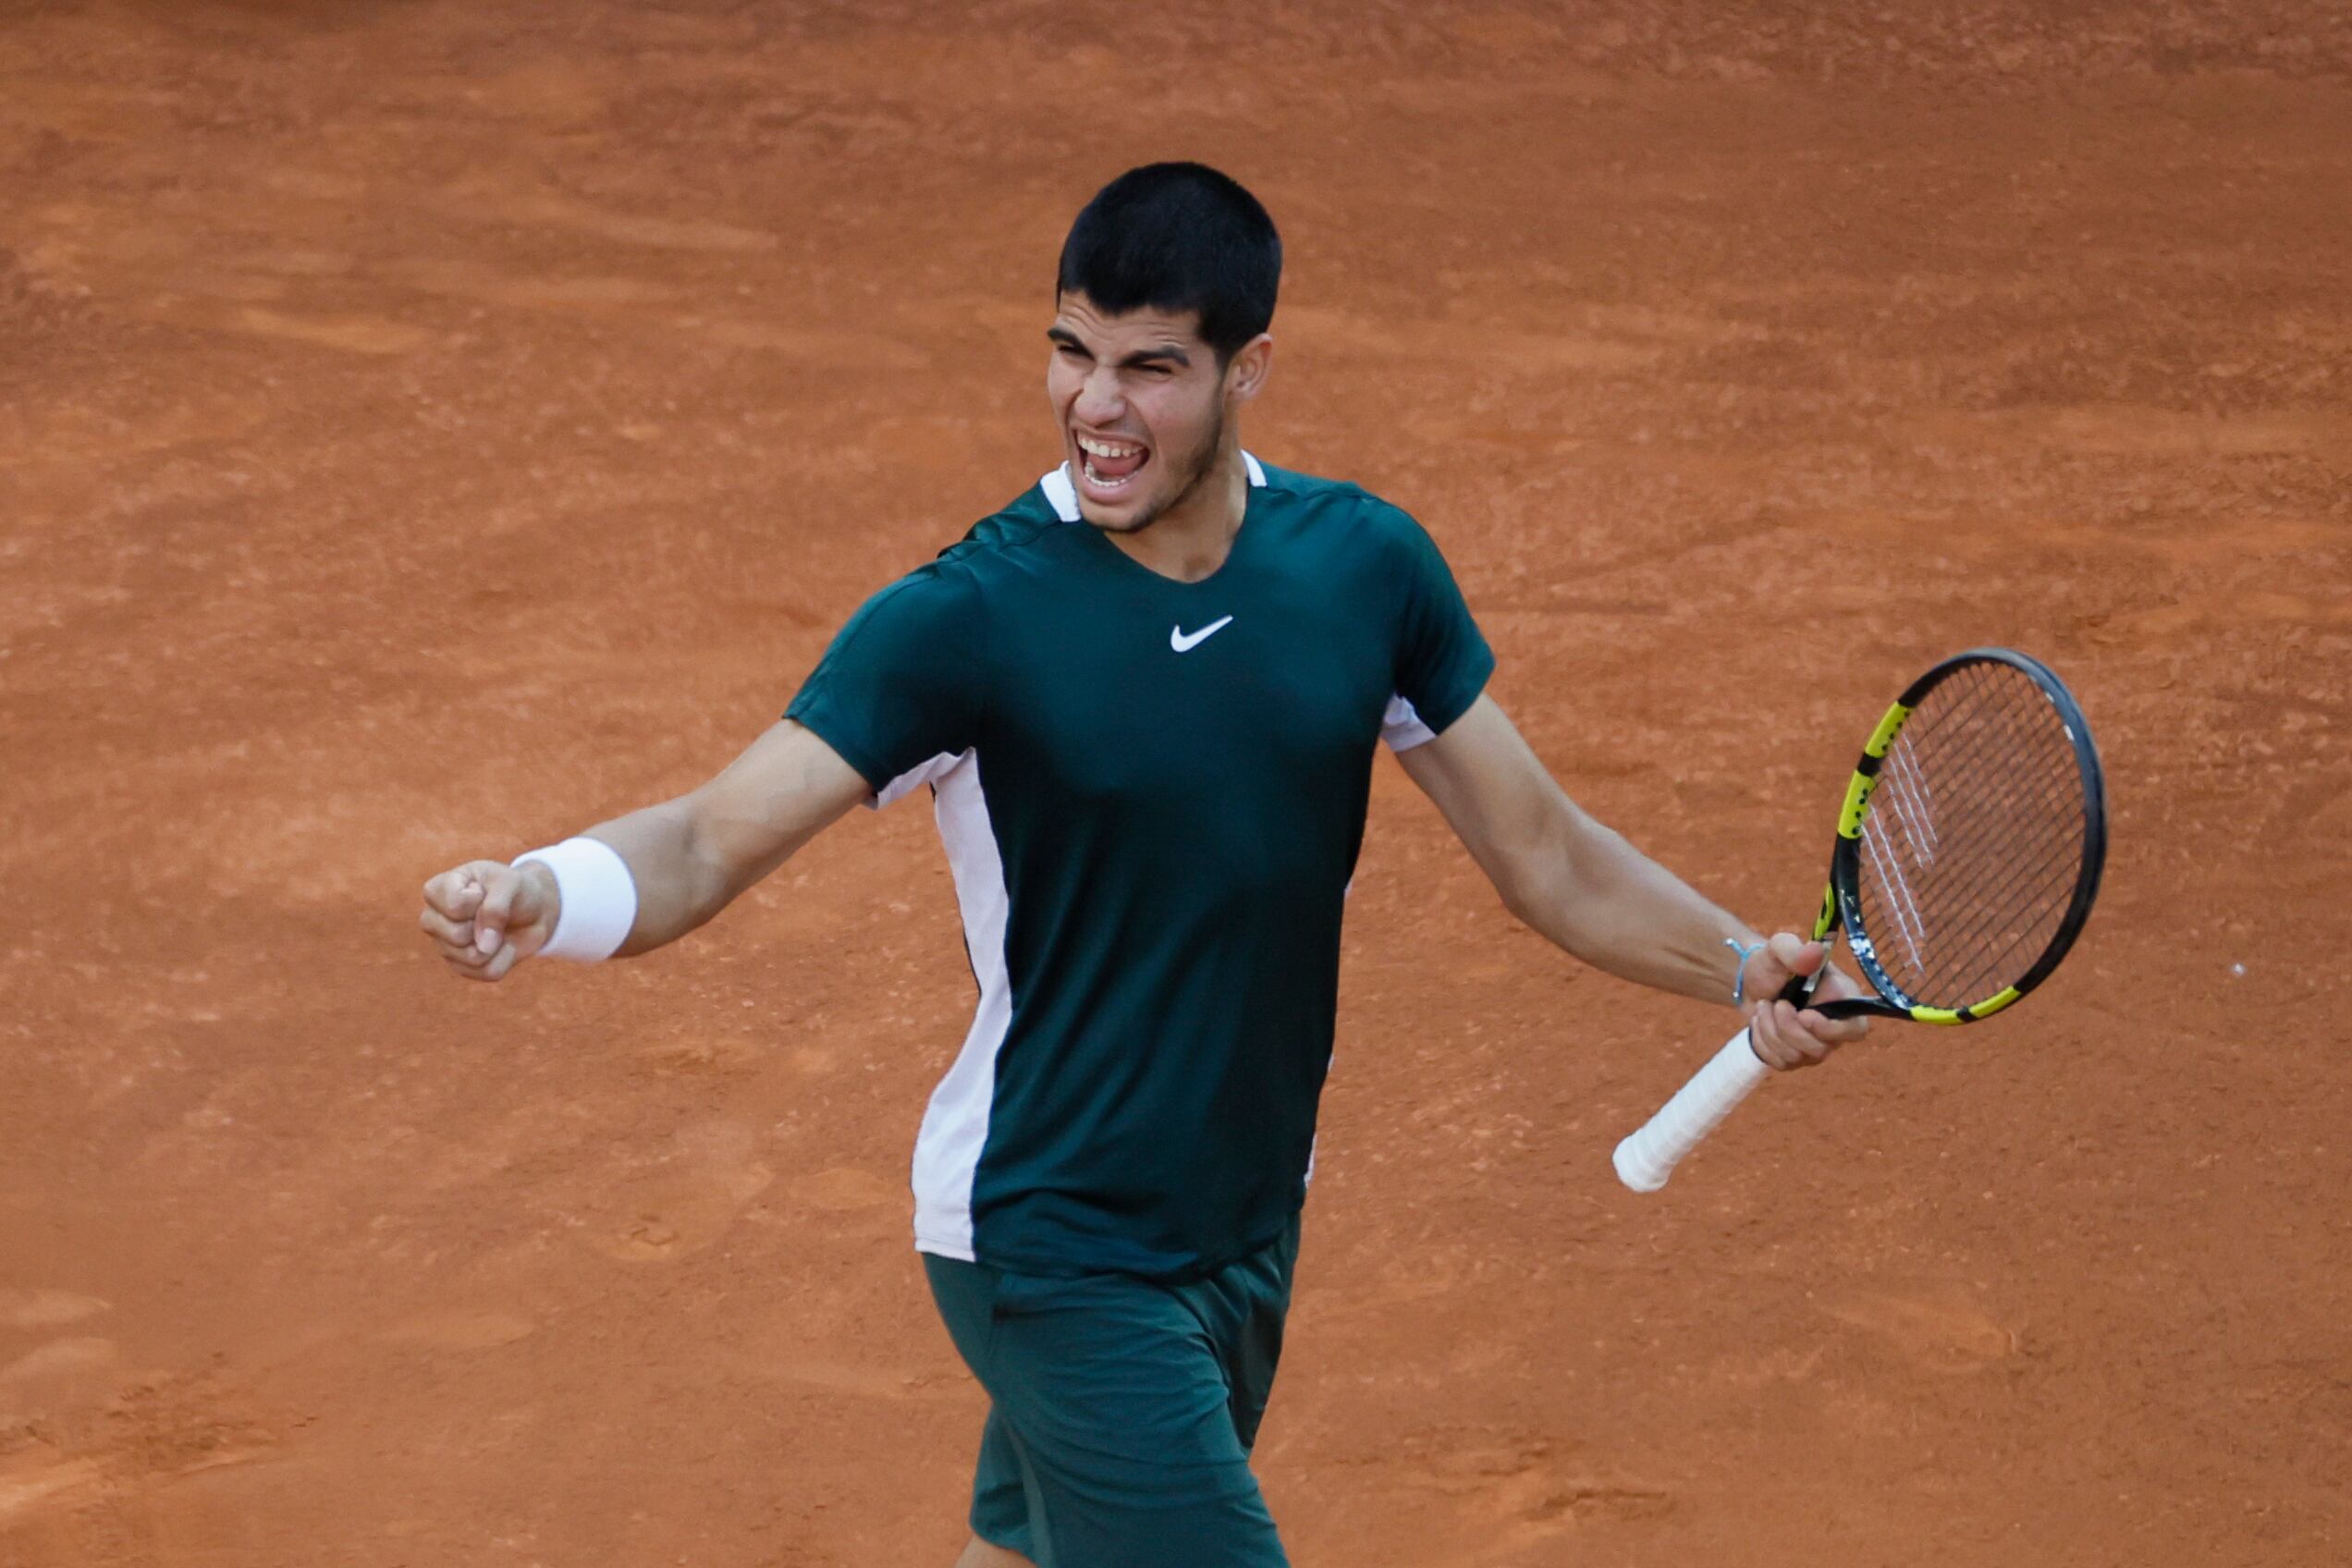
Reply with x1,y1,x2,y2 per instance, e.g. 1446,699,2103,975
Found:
871,751,962,809
1382,693,1437,752
905,752,1014,1261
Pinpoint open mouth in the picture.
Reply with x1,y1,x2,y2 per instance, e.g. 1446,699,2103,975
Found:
1075,433,1149,495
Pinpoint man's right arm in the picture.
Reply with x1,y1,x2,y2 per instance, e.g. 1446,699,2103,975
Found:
417,719,872,982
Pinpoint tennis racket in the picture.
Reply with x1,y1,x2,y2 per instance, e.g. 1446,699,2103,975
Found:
1612,647,2107,1193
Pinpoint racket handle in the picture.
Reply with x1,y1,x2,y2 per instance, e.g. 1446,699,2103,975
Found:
1613,1027,1773,1193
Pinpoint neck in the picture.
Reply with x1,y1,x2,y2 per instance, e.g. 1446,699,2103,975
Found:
1103,438,1249,584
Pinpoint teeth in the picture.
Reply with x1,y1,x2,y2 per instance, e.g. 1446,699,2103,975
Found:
1083,458,1135,489
1077,435,1144,459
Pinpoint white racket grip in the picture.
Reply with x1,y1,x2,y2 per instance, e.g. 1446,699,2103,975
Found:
1613,1027,1773,1193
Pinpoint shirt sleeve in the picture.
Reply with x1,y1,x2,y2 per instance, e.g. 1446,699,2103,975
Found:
784,563,986,797
1384,506,1494,746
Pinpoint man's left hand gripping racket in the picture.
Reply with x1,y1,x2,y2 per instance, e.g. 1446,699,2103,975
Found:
1614,648,2108,1193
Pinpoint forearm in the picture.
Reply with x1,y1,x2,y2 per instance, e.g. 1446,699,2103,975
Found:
430,721,865,979
568,794,742,957
1497,802,1758,1007
557,725,864,958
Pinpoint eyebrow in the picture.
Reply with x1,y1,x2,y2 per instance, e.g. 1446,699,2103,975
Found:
1047,326,1190,369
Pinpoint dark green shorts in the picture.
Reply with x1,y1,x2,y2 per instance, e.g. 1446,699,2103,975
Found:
922,1218,1301,1568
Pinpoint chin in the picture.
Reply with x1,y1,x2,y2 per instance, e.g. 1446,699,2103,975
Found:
1078,493,1165,533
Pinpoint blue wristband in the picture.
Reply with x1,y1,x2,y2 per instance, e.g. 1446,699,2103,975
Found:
1725,937,1766,1005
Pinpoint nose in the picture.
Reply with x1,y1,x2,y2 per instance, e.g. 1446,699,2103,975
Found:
1072,364,1125,429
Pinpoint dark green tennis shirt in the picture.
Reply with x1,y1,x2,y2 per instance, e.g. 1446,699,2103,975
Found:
786,455,1493,1280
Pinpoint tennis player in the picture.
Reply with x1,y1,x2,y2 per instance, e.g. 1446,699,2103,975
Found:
418,163,1867,1568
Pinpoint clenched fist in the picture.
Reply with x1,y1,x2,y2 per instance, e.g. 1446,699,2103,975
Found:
419,860,560,982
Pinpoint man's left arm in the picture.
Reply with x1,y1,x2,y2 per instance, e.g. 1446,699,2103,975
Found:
1395,694,1868,1070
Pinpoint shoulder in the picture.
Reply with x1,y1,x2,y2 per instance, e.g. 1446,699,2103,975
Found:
1257,459,1419,530
935,480,1070,577
842,472,1076,631
832,482,1067,637
1254,459,1442,566
1255,459,1375,510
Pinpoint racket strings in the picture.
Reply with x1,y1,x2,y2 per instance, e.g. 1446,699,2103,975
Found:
1884,670,2084,997
1854,661,2089,1009
1891,672,2085,993
1859,796,1933,975
1922,683,2086,905
1931,835,2084,990
1866,685,2067,919
1886,724,2078,914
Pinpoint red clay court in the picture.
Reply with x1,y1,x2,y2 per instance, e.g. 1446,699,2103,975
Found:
3,3,2348,1563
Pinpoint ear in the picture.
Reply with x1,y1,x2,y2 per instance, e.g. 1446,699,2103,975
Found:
1222,333,1274,406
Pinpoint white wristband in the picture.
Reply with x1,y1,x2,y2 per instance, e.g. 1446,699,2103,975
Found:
511,838,638,962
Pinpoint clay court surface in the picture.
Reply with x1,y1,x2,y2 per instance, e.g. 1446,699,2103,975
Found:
5,2,2350,1562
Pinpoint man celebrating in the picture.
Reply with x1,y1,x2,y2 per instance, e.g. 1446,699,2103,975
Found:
418,163,1865,1568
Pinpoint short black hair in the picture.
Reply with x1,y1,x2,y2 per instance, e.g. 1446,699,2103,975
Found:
1056,163,1281,362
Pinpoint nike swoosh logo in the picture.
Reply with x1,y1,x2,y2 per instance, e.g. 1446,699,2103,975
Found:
1170,616,1234,653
